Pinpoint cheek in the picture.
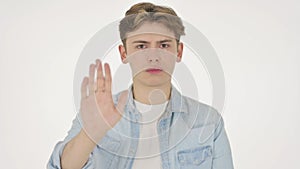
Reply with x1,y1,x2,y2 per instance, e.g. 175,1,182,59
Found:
161,55,177,75
127,53,148,75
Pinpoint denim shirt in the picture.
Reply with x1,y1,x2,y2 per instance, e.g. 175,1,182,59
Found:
47,85,234,169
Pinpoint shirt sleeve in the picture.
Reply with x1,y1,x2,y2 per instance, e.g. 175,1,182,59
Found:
47,115,94,169
212,116,234,169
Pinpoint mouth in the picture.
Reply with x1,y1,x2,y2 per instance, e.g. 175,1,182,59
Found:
145,68,163,74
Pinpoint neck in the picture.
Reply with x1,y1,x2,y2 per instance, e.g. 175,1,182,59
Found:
132,82,171,105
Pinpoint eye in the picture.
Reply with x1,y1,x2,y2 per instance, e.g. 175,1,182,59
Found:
136,44,147,49
160,43,170,48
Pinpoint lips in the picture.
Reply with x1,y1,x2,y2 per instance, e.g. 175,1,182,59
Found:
146,68,163,74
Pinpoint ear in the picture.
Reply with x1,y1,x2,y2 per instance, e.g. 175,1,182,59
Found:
176,42,183,62
118,44,128,64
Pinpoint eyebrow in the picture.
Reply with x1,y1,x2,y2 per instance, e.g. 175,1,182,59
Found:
131,39,173,44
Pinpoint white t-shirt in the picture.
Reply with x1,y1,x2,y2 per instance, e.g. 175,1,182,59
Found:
131,100,168,169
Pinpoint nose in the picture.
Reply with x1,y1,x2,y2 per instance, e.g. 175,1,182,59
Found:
148,57,159,62
147,51,161,63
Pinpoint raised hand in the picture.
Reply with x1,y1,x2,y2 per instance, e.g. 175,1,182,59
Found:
79,59,128,143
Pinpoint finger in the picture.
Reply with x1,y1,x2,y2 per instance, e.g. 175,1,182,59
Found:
104,63,112,92
96,60,105,92
81,77,89,98
95,59,101,71
89,64,96,95
116,90,129,115
95,59,100,91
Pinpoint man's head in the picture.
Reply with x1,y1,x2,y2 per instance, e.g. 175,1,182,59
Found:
118,2,185,87
119,2,185,48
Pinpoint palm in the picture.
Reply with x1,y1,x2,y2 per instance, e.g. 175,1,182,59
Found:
79,59,128,143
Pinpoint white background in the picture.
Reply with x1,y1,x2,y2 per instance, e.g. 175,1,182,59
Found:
1,0,299,168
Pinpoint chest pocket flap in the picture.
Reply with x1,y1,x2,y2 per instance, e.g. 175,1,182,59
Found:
177,146,212,168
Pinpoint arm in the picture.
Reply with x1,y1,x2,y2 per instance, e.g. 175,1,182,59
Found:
212,117,234,169
60,129,97,169
47,60,128,169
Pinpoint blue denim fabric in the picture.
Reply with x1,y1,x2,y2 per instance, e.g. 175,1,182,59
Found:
47,85,234,169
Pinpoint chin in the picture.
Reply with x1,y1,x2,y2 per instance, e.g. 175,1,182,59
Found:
133,72,171,86
138,78,171,87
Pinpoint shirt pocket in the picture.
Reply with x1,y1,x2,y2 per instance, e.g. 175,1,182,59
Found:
177,146,212,169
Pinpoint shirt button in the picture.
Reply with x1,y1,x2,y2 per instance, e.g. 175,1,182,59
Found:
129,148,135,155
193,159,202,165
204,148,212,157
179,159,185,163
178,155,185,163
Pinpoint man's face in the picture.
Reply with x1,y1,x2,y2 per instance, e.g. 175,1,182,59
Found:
119,22,183,87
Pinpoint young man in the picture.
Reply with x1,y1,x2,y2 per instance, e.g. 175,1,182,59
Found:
48,2,234,169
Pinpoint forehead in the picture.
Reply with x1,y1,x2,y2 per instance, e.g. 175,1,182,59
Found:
126,22,176,42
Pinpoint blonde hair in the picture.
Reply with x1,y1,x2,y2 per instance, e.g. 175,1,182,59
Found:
119,2,185,47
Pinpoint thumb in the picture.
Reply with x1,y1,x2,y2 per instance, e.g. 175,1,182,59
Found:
116,90,129,115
